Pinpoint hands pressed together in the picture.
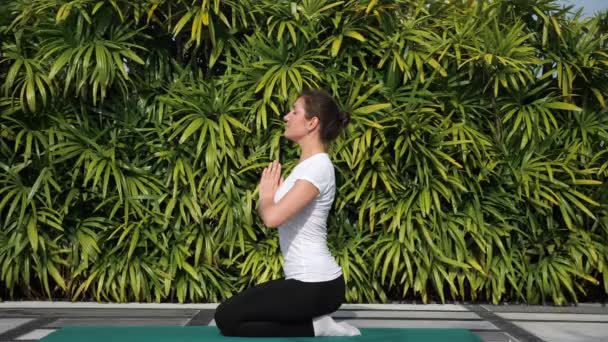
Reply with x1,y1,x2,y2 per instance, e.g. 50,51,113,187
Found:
259,160,284,202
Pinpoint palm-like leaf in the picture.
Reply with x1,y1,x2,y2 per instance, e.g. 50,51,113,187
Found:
41,17,145,104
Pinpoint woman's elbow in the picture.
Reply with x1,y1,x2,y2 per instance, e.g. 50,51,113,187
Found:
262,219,281,228
262,213,284,228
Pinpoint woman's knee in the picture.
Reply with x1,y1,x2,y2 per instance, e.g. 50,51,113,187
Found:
214,300,237,335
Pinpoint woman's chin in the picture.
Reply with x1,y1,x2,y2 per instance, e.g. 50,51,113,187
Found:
283,131,304,143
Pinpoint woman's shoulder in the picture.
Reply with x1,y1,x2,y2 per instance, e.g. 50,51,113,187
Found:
291,153,334,178
302,153,333,169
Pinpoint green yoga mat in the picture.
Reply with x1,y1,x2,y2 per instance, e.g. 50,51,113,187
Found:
40,326,483,341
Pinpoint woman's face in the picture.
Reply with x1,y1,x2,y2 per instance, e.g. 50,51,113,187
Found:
283,97,315,142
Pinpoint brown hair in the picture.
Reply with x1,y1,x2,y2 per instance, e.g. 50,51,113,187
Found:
299,89,350,143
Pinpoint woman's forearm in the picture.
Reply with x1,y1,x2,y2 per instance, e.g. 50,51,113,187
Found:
258,196,279,228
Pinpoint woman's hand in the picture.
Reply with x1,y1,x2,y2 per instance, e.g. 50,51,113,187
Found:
259,160,284,203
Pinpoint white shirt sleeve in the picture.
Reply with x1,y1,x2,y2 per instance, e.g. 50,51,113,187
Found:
294,158,332,196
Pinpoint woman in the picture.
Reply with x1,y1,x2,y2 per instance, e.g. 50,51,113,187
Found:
214,89,360,337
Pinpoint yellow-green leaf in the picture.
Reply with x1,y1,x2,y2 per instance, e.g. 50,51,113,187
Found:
353,103,391,114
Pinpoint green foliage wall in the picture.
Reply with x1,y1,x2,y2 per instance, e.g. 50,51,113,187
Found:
1,0,607,305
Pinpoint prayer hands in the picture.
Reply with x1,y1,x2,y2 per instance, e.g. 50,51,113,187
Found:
259,160,284,202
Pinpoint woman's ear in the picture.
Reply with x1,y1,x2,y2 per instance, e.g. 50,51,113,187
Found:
309,116,320,131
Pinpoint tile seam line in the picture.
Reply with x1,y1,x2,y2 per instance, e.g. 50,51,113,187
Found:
182,310,198,326
466,304,546,342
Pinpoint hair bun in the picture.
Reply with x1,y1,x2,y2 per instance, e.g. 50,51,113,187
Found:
340,111,351,128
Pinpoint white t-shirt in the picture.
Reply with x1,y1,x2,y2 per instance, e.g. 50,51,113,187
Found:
273,153,343,282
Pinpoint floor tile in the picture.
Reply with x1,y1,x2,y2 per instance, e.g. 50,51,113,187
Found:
0,308,198,318
337,318,498,330
474,331,520,342
16,329,55,340
333,310,480,319
497,312,608,322
44,318,190,328
513,321,608,342
342,304,469,311
0,319,33,334
482,304,608,314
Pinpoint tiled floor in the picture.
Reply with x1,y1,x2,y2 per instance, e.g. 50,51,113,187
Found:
0,302,606,342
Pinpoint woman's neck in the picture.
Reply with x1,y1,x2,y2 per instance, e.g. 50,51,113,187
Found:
298,141,326,162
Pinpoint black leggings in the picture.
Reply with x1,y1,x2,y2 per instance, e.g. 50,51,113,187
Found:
214,275,345,337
